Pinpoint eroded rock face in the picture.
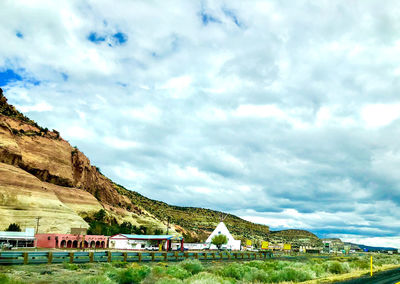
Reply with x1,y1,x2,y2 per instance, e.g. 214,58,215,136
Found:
71,150,131,208
0,162,92,233
0,94,137,232
0,120,22,165
0,114,133,210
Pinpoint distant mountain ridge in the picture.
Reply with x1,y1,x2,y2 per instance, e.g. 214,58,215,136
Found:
355,244,398,251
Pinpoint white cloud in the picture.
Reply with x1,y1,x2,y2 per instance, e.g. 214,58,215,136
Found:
361,104,400,128
16,102,53,112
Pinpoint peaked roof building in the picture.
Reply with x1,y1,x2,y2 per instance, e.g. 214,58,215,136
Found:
206,222,241,250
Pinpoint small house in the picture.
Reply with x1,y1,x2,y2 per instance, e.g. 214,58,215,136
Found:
109,234,184,251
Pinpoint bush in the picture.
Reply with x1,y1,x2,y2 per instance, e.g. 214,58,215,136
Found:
216,263,251,280
63,262,79,270
270,267,314,282
109,266,151,284
329,261,346,274
180,259,203,275
166,266,191,280
112,261,129,268
243,267,269,282
0,274,24,284
184,272,231,284
80,275,116,284
155,278,183,284
5,223,21,232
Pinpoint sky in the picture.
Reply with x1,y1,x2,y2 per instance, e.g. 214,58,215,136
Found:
1,0,400,248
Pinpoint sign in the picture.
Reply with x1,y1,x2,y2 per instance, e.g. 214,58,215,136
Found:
261,241,269,249
246,240,252,247
283,244,291,250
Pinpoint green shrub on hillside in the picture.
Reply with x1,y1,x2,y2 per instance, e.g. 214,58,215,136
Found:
0,273,24,284
165,266,190,280
328,261,349,274
179,259,204,275
63,262,79,271
79,275,116,284
108,266,151,284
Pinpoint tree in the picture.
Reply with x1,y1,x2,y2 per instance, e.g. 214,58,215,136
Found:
6,223,21,232
94,209,107,222
211,234,228,250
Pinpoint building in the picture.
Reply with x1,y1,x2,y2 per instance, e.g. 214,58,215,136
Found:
206,222,241,250
321,238,345,253
184,243,209,250
0,228,35,248
35,234,108,249
109,234,184,251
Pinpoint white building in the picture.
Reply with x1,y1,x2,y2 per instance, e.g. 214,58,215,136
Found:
0,228,35,248
109,234,184,251
206,222,241,250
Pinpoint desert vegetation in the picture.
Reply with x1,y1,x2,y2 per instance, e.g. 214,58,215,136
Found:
0,254,400,283
84,209,163,236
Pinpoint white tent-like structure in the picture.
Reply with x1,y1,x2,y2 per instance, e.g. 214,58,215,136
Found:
206,222,241,250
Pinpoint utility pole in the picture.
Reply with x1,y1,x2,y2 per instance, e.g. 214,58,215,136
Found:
35,217,41,234
166,216,170,235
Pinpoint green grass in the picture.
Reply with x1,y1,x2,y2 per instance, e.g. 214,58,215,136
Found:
0,254,400,283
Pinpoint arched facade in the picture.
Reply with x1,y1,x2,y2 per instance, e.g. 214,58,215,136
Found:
35,234,109,249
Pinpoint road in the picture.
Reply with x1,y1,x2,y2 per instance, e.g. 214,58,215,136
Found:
335,268,400,284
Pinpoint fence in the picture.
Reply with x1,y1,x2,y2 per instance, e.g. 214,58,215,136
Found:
0,251,272,265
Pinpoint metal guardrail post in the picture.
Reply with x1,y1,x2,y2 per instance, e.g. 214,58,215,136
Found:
184,252,188,259
212,252,216,260
163,252,167,261
69,252,74,263
123,252,127,262
89,252,94,263
48,252,53,264
151,252,155,261
174,252,178,260
195,253,199,259
203,252,207,260
138,252,142,263
23,252,28,265
107,251,112,262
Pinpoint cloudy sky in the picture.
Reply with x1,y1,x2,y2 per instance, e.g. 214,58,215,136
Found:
1,0,400,247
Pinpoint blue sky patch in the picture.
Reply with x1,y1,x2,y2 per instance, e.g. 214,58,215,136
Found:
61,73,68,81
0,69,22,86
113,32,128,45
200,9,221,25
87,32,106,44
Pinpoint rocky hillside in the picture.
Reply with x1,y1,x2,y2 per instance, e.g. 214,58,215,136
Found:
269,229,323,247
0,88,272,240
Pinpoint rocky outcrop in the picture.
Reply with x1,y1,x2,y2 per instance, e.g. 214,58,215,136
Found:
0,162,91,233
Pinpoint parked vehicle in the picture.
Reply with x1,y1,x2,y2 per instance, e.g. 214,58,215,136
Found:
145,246,159,251
0,243,12,250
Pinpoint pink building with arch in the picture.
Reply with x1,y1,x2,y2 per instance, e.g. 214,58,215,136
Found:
35,234,108,249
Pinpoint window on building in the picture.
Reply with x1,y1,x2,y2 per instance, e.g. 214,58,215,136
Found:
48,237,51,240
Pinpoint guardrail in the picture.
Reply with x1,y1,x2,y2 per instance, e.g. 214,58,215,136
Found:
0,251,272,265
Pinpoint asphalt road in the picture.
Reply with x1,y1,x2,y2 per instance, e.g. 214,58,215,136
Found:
335,268,400,284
